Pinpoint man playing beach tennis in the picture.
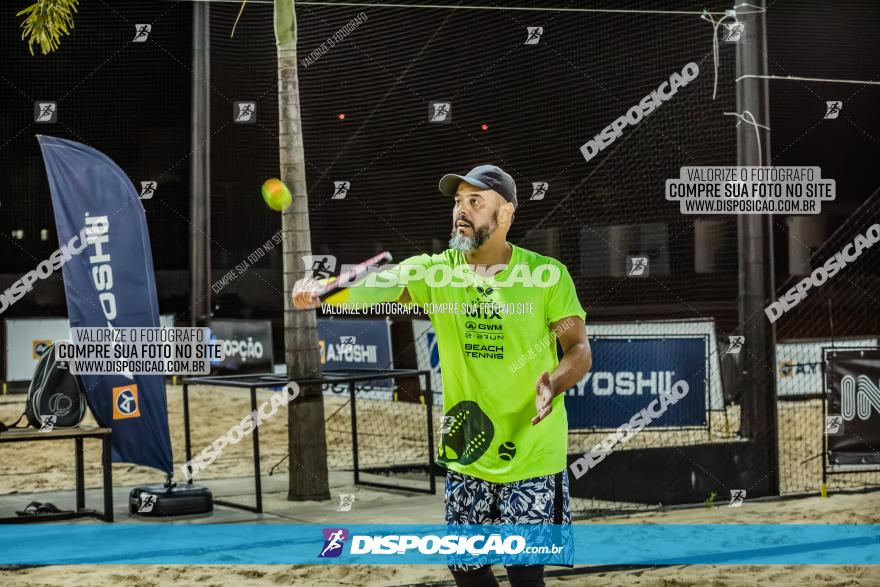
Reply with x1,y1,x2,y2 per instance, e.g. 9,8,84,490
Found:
293,164,591,587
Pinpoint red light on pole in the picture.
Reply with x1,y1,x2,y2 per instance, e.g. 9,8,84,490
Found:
338,113,346,120
481,123,489,131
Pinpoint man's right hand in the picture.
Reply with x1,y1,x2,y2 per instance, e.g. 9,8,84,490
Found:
291,277,323,309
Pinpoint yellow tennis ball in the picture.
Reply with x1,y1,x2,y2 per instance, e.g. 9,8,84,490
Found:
261,178,292,211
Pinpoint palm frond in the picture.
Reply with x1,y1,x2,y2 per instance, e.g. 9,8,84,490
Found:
17,0,79,56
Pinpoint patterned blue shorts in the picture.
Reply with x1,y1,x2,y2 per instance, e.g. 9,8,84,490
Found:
444,469,572,571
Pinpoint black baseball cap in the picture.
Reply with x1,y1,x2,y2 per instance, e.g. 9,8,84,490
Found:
438,164,518,209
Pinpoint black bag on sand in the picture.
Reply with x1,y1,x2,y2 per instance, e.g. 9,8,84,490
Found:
25,342,87,429
129,482,213,517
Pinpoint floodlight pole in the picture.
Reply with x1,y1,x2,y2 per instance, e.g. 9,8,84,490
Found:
735,0,779,495
190,1,212,326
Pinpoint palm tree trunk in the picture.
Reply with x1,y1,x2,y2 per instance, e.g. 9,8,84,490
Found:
275,0,330,501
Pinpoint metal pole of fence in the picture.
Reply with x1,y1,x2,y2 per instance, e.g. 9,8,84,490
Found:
349,381,359,485
189,0,211,326
425,370,436,494
736,0,780,495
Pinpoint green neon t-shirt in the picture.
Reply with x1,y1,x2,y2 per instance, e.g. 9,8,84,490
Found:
398,244,587,483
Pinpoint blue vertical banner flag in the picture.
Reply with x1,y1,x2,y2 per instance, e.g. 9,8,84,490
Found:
38,136,173,474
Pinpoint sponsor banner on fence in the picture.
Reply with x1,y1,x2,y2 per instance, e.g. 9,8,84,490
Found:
586,320,723,410
826,348,880,465
208,319,273,374
3,316,176,382
3,317,69,381
318,318,394,399
777,338,878,397
564,337,708,428
413,319,719,412
0,524,877,565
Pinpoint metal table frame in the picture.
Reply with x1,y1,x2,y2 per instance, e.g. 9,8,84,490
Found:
0,426,113,523
181,368,434,514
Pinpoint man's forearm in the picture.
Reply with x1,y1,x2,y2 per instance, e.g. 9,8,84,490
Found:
323,281,406,308
549,343,591,397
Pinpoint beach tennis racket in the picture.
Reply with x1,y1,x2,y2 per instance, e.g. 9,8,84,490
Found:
316,251,393,301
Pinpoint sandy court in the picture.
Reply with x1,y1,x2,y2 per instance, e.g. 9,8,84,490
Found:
0,385,442,494
1,386,879,586
3,386,875,498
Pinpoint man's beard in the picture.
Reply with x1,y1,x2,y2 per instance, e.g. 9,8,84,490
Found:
449,211,497,253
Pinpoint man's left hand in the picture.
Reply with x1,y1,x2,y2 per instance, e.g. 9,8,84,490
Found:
532,370,554,426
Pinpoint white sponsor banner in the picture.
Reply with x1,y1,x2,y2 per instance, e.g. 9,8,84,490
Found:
4,317,70,381
776,338,878,397
4,315,175,382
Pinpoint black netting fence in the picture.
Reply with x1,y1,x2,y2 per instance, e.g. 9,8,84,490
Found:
772,188,880,494
3,0,878,512
0,0,192,318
